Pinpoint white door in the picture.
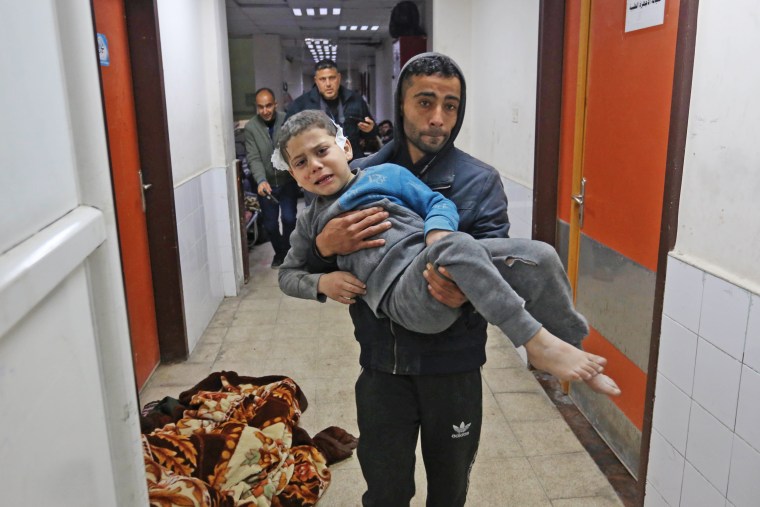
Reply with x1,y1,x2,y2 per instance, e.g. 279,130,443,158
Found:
0,1,147,504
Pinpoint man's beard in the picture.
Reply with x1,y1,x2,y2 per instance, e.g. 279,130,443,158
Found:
407,128,449,156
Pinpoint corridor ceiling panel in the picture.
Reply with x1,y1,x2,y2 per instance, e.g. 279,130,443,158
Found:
226,0,425,66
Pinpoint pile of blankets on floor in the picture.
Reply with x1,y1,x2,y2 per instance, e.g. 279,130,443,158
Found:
140,371,358,507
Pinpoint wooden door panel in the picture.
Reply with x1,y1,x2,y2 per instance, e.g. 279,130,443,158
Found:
94,0,161,389
558,0,680,475
583,0,679,272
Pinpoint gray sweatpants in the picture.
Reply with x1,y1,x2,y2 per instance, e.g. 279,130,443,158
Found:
380,233,589,347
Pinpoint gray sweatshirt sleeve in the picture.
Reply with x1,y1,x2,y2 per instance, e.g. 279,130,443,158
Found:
278,211,327,302
244,121,268,186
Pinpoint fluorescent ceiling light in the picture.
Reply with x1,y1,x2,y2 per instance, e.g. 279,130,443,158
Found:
292,8,302,16
319,8,328,15
306,8,315,15
350,25,358,30
360,25,368,30
371,26,379,31
333,8,341,15
340,25,347,30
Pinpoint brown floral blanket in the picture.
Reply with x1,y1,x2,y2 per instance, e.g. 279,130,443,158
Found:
141,371,357,506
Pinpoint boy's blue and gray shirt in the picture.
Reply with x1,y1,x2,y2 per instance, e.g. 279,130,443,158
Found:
279,163,460,313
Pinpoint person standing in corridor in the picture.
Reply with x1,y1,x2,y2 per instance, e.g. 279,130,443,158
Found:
245,87,298,267
285,59,378,159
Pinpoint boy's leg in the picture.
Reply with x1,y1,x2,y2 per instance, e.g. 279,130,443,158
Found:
417,369,482,507
356,369,419,506
423,233,544,347
478,237,589,345
426,234,605,383
380,248,462,335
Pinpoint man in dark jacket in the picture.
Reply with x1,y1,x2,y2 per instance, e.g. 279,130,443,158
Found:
245,88,298,267
305,53,511,506
285,59,378,158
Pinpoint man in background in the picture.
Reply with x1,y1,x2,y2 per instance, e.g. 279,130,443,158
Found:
245,87,298,267
377,119,394,145
285,59,378,159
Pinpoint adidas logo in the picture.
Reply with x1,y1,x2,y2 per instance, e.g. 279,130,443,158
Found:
451,421,471,439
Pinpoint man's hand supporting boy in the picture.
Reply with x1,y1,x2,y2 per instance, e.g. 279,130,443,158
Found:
318,271,367,304
422,229,467,308
315,207,391,258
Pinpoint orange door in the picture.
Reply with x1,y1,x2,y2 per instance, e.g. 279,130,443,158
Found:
558,0,680,474
93,0,161,390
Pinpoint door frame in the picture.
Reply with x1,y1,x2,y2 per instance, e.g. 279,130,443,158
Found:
532,0,565,247
123,0,188,361
636,0,700,497
92,0,163,388
532,0,700,498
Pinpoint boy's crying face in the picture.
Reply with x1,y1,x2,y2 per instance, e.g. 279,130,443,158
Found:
286,127,354,197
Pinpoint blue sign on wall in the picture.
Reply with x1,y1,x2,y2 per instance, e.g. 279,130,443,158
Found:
97,33,110,66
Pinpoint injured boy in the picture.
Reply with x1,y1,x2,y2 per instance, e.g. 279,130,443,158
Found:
275,110,619,396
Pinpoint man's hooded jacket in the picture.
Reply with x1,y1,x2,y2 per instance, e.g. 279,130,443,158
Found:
310,52,511,375
285,84,378,158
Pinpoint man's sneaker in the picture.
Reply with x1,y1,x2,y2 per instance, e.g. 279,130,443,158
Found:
271,256,284,269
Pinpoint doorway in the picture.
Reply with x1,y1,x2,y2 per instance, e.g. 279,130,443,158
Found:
93,0,160,389
93,0,189,389
555,0,682,475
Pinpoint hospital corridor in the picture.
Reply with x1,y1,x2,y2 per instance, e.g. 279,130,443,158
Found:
2,1,759,506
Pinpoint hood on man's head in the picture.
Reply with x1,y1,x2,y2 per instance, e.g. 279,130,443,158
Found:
393,52,467,159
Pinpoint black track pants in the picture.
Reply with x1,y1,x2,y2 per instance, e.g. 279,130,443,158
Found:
355,368,483,507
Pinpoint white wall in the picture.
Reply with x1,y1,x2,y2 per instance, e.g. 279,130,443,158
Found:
1,2,146,504
647,3,760,506
648,258,760,507
431,0,539,187
431,0,472,152
283,56,304,111
205,0,243,299
253,34,284,99
674,1,760,294
470,1,539,188
158,0,214,185
158,0,242,351
374,38,395,124
228,38,256,119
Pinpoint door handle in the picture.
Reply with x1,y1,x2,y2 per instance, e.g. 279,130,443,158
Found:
138,170,151,213
572,177,587,229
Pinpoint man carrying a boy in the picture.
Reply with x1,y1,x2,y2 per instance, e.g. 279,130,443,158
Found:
275,109,620,395
291,53,611,506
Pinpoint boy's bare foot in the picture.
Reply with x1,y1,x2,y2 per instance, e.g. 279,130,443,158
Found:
524,328,606,382
585,373,621,397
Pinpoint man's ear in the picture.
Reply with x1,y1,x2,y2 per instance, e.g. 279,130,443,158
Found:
343,139,354,161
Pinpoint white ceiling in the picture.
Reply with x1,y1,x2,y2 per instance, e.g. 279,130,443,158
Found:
225,0,424,70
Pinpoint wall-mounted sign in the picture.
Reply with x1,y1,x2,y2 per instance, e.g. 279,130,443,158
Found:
625,0,666,33
97,33,110,66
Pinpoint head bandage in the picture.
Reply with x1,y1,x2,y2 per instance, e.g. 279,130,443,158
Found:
271,122,347,171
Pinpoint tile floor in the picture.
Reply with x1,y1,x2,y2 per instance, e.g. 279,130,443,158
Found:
140,243,623,506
